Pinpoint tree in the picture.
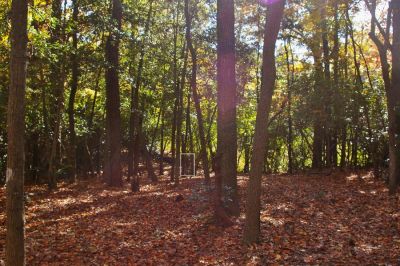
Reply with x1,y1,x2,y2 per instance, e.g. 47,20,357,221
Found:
243,0,285,244
47,0,65,190
184,0,211,185
170,1,182,183
173,43,187,186
390,0,400,193
216,0,239,216
6,0,28,264
284,36,294,174
104,0,123,187
67,0,79,181
366,0,400,194
310,1,324,170
128,0,154,189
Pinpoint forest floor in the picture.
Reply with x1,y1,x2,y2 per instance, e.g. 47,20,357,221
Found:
1,171,400,265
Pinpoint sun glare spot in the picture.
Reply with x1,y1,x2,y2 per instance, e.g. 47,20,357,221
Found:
260,0,281,5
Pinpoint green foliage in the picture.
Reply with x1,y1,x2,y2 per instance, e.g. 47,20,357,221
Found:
0,0,392,183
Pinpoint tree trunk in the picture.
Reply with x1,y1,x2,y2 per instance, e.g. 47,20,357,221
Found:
312,52,324,169
321,0,334,168
346,9,374,167
87,67,102,176
141,133,158,183
216,0,239,216
104,0,123,187
331,0,340,167
173,43,187,186
389,0,400,193
159,109,165,176
213,153,233,227
128,0,153,183
6,0,28,264
243,135,250,173
243,0,285,244
150,102,163,153
170,3,180,182
365,0,399,193
206,105,217,166
47,0,65,190
284,38,293,174
183,92,191,154
340,125,347,168
184,0,210,184
67,0,79,181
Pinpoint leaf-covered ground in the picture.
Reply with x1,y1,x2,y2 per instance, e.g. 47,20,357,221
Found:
1,172,400,265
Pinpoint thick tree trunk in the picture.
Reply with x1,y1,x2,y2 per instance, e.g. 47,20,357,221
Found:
243,0,284,244
389,0,400,193
104,0,122,187
6,0,28,264
312,53,324,169
216,0,239,216
213,153,233,227
184,0,210,184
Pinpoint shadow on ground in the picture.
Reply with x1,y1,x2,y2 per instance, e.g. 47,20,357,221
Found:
0,171,399,265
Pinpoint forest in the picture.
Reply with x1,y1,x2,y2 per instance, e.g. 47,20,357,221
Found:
1,0,400,264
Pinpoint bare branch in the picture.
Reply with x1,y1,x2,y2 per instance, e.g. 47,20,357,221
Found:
364,0,392,50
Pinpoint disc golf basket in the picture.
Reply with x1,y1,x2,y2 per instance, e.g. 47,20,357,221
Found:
180,153,196,177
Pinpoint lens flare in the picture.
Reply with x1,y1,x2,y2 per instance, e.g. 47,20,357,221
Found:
260,0,282,5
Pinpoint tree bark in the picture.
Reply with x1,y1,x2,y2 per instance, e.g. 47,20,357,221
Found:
6,0,28,264
216,0,239,216
104,0,123,187
311,51,324,169
389,0,400,193
243,0,285,244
